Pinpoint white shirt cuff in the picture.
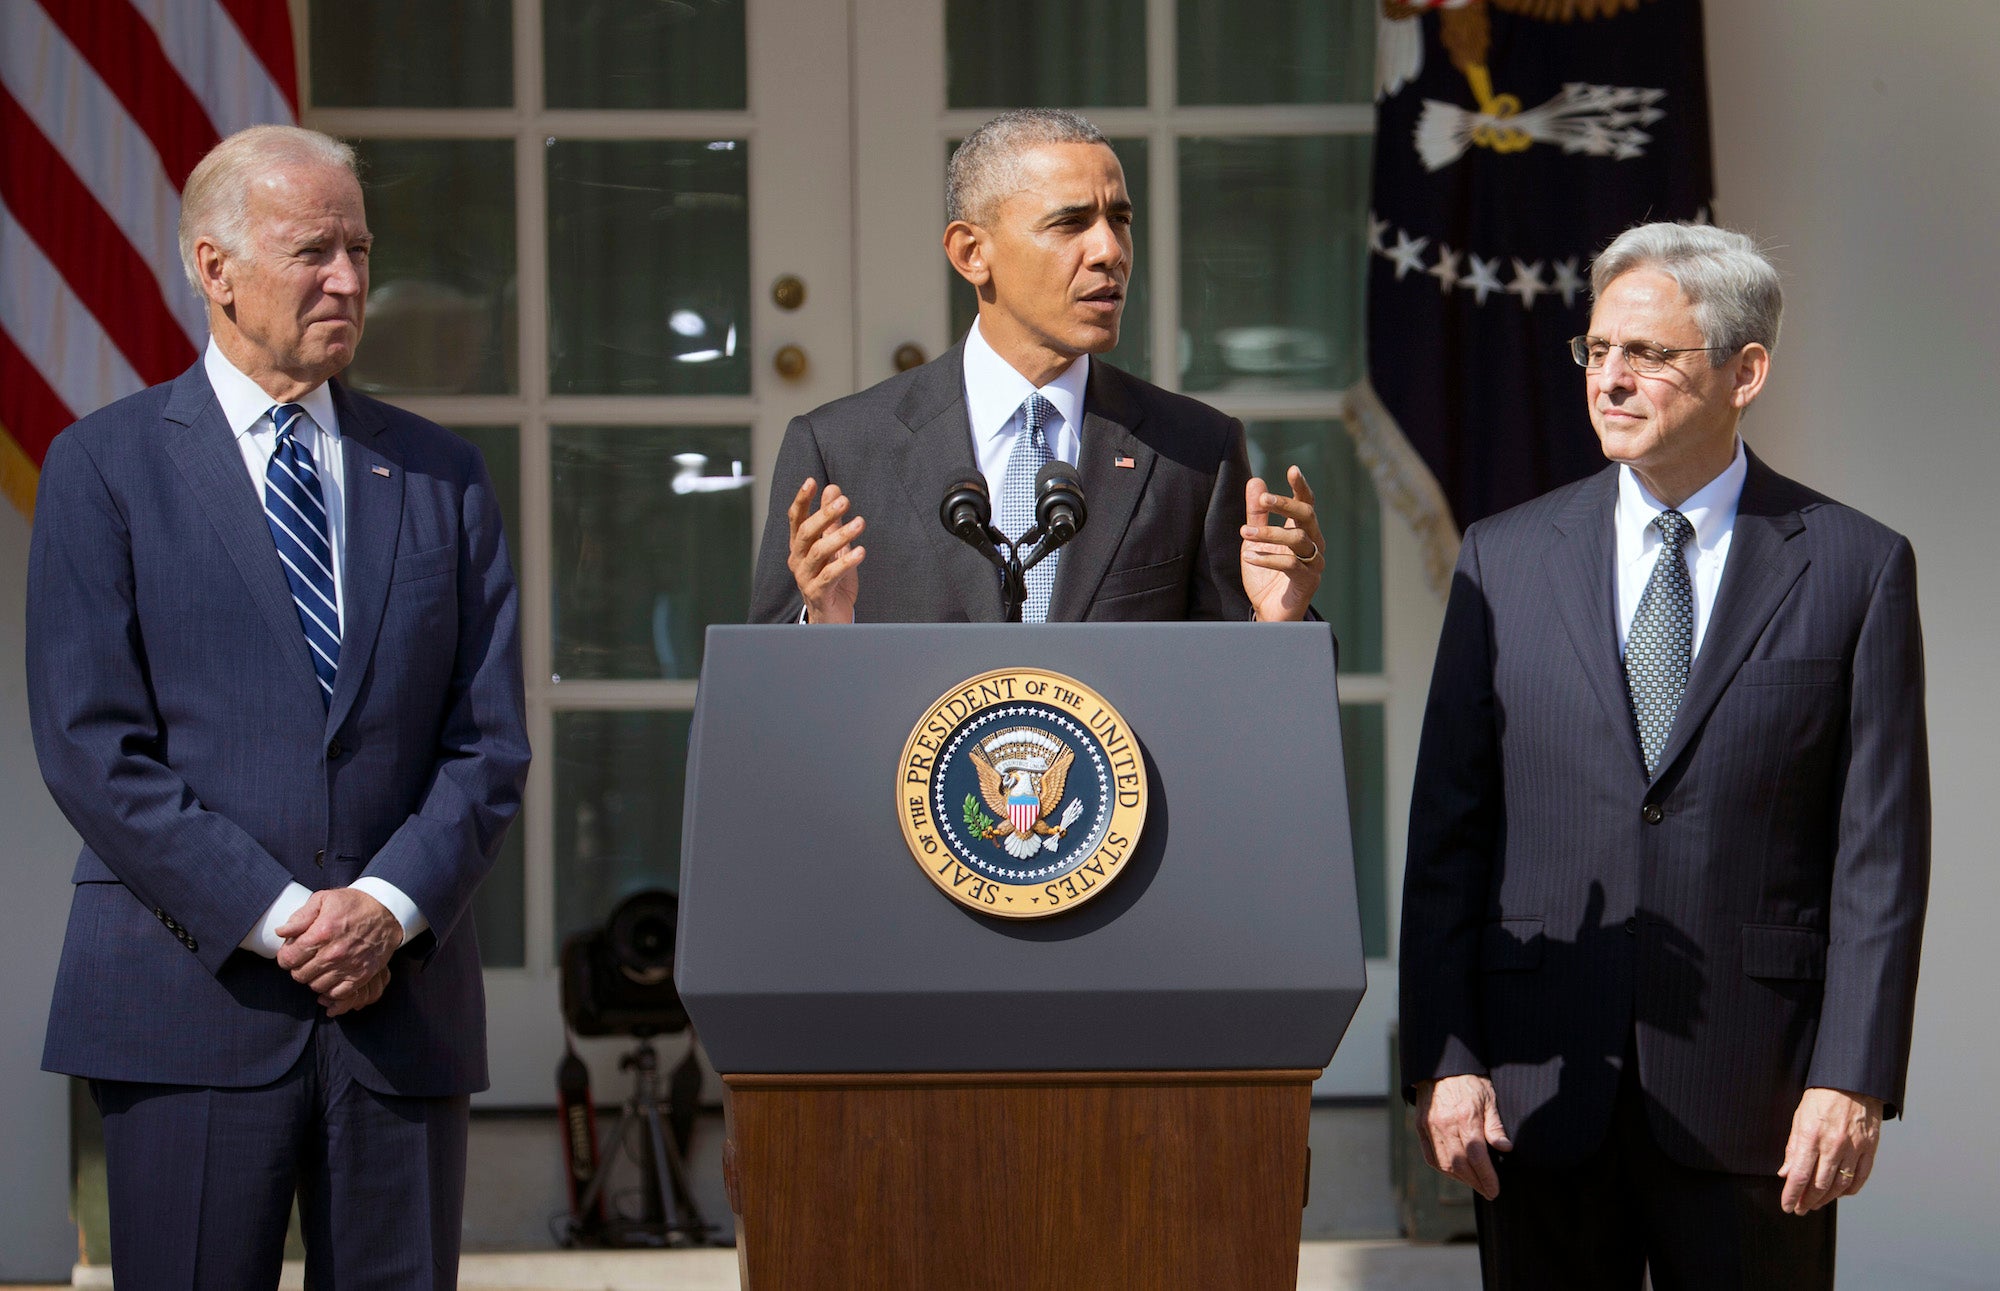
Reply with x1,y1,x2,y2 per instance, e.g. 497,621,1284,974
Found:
239,882,314,957
350,877,429,945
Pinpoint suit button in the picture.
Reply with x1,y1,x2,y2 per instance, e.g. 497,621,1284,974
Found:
327,738,344,760
1624,917,1638,935
314,849,326,868
1641,803,1664,825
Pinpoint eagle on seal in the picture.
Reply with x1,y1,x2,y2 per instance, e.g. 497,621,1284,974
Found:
970,729,1085,861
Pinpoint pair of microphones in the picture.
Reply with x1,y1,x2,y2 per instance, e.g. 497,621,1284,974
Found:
939,463,1088,622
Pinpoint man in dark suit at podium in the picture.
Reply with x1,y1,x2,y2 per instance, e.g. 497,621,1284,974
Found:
750,108,1325,625
1399,222,1929,1289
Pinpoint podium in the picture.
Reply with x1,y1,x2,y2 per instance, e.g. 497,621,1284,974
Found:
677,624,1365,1290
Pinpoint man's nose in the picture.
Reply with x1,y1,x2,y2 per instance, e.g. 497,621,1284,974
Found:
1084,219,1126,268
325,253,363,295
1597,345,1638,386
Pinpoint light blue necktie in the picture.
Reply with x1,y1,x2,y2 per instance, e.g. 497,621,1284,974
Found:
264,404,340,706
996,392,1058,623
1625,508,1694,776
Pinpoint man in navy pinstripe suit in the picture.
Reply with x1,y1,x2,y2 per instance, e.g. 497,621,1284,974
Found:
1400,222,1929,1289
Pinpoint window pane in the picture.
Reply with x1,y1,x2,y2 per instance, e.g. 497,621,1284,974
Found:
1178,135,1372,394
554,711,691,956
947,138,1152,380
447,425,522,555
551,426,754,681
1178,0,1374,105
346,140,517,397
547,141,751,395
946,0,1147,108
545,0,746,110
1341,702,1387,959
309,0,511,109
1243,420,1381,672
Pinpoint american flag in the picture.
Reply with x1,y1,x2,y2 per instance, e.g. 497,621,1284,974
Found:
0,0,297,519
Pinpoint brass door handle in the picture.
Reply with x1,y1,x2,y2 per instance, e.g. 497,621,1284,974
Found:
773,344,808,380
893,343,927,372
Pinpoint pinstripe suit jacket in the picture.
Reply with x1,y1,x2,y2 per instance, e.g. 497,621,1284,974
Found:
748,345,1253,624
29,364,530,1097
1400,451,1929,1173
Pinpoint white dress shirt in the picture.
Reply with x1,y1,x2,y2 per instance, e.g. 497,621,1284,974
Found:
1614,436,1748,659
961,317,1086,508
204,341,426,956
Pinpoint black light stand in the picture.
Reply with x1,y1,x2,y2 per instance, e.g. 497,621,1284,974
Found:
564,1033,709,1249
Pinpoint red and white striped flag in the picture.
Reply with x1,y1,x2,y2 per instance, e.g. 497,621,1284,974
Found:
0,0,297,519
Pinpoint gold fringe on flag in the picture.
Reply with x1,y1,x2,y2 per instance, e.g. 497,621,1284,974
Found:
1340,380,1460,599
0,424,39,521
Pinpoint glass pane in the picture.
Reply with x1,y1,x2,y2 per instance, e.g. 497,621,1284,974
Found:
947,138,1151,380
346,141,517,396
1243,420,1381,672
309,0,511,109
547,140,751,395
946,0,1147,108
546,0,746,109
1341,703,1387,959
551,425,754,681
554,711,691,956
1178,0,1374,105
447,425,522,554
1178,135,1372,394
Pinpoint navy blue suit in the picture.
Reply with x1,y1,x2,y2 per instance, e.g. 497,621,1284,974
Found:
1400,452,1929,1287
28,363,529,1283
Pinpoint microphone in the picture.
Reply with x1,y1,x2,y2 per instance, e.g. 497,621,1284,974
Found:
940,477,1005,569
1033,460,1087,550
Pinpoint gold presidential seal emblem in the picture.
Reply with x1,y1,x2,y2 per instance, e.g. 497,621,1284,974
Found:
899,668,1147,918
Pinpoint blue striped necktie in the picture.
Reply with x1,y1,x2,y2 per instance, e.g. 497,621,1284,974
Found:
996,392,1058,623
264,403,339,706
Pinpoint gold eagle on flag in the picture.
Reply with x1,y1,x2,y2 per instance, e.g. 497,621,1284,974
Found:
1380,1,1664,171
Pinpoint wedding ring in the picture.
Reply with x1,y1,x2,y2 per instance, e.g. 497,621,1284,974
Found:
1837,1168,1855,1179
1300,539,1321,563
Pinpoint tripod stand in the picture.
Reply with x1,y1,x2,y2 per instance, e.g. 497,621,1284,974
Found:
564,1036,711,1248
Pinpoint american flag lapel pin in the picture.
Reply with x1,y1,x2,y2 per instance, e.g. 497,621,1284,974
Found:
372,465,391,477
1114,454,1135,468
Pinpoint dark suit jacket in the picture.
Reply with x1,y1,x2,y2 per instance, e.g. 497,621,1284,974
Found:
1399,451,1929,1174
29,363,530,1098
749,345,1253,623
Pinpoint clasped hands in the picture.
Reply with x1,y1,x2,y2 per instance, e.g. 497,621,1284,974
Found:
785,465,1324,623
1416,1073,1883,1215
275,887,401,1018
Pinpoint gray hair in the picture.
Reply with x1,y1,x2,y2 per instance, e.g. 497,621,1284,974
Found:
1590,221,1784,362
179,125,358,296
947,109,1108,225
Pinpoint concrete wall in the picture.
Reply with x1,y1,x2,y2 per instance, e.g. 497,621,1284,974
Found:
1706,4,2000,1285
0,502,81,1278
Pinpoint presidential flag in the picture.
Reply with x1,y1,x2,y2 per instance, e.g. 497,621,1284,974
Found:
0,0,297,519
1356,0,1713,589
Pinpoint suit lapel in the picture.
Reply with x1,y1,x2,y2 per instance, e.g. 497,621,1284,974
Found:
1649,453,1810,783
1047,361,1153,623
325,380,404,734
1545,467,1641,773
163,365,324,712
890,347,1004,622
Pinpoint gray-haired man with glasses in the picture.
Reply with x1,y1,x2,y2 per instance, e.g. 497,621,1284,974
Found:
1401,221,1929,1289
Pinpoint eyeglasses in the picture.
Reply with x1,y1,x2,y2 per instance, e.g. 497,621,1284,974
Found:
1569,336,1732,374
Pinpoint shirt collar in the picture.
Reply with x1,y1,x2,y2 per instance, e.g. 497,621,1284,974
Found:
962,317,1089,450
1617,436,1747,558
204,339,341,443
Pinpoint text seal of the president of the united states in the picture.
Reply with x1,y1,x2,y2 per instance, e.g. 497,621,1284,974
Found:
898,668,1148,918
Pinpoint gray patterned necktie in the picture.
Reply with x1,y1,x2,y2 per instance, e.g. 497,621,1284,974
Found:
996,392,1058,622
1625,508,1695,777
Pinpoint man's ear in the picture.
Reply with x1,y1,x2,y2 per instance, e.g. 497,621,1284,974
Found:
193,237,234,309
943,220,990,289
1729,342,1771,410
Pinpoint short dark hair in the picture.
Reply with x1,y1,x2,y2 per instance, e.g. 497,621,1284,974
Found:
946,109,1109,224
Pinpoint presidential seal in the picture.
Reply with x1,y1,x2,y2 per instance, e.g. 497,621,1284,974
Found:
898,668,1147,919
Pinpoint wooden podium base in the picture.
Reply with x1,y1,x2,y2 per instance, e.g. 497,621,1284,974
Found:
722,1069,1316,1291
